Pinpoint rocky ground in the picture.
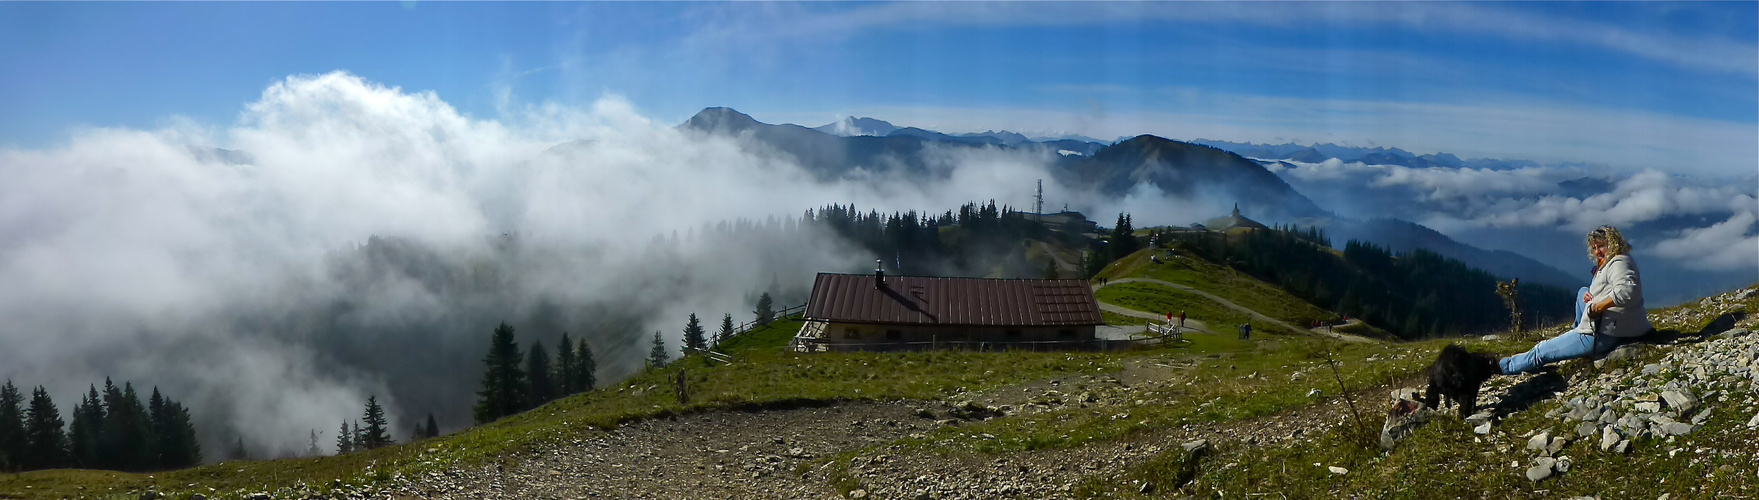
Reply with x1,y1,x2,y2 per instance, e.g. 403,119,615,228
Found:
243,358,1394,500
1384,286,1759,486
214,286,1758,500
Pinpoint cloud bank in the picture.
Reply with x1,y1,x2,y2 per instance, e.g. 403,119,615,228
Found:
1266,158,1759,276
0,72,1068,459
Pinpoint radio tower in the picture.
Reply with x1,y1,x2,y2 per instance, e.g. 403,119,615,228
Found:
1034,179,1045,221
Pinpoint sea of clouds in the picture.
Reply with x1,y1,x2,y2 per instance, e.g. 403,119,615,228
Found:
0,72,1078,459
1265,158,1759,300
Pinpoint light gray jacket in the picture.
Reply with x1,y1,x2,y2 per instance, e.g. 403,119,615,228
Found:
1590,254,1652,337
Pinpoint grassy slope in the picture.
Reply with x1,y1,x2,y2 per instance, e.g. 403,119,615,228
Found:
8,258,1751,500
1081,285,1759,499
0,317,1120,499
1096,248,1357,334
1097,282,1263,334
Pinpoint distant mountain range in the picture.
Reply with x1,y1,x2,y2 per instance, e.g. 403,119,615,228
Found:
671,107,1583,289
1192,139,1542,171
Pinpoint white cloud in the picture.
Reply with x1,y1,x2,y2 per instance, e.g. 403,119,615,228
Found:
680,2,1757,78
1651,211,1759,270
0,71,1070,459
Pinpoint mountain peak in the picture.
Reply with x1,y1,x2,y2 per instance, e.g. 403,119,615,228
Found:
681,107,762,134
814,117,898,137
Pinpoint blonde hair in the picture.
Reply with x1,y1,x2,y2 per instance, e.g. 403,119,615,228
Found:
1586,225,1631,262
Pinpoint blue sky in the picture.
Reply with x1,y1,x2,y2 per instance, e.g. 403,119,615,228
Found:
2,1,1754,177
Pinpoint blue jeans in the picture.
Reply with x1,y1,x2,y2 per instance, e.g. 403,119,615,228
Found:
1500,287,1619,374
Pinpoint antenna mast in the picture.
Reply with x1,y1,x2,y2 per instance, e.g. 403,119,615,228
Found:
1034,179,1044,221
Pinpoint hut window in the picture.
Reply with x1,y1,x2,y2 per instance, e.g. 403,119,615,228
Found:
844,327,860,339
1005,329,1022,339
886,329,901,340
1058,329,1076,338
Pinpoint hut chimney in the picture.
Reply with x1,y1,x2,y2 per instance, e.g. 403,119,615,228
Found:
875,259,885,288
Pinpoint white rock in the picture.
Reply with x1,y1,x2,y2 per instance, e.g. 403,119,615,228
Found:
1474,422,1492,435
1328,466,1348,475
1746,412,1759,428
1661,422,1697,436
1181,439,1209,453
1600,426,1620,452
1661,390,1698,413
1527,432,1551,451
1526,457,1556,482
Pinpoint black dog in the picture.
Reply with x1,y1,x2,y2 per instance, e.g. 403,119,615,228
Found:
1421,344,1499,418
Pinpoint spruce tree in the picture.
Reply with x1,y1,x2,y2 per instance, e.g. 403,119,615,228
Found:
0,380,22,471
23,386,67,470
68,385,102,468
555,333,576,396
335,420,353,454
473,322,528,424
717,314,734,346
351,420,363,453
147,387,165,469
361,396,391,450
753,293,775,326
96,378,122,469
115,383,151,470
425,413,439,439
683,313,707,351
307,429,321,457
647,331,669,368
576,339,597,391
162,400,200,467
527,342,553,407
229,436,247,461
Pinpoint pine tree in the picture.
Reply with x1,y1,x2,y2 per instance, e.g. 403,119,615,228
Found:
683,313,707,351
717,314,734,346
648,331,669,368
351,420,364,453
527,342,553,407
425,413,439,439
68,385,102,468
361,396,391,450
307,429,322,457
0,380,23,471
473,322,528,424
555,333,576,396
229,436,247,461
162,402,199,467
753,293,776,326
22,386,66,470
115,383,151,470
335,420,353,454
95,378,122,468
1044,257,1059,279
576,339,597,391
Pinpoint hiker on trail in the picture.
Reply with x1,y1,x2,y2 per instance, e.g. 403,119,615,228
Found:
1488,225,1654,375
1238,322,1251,340
1178,311,1186,328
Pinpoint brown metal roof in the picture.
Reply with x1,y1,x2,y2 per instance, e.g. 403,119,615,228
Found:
803,273,1105,327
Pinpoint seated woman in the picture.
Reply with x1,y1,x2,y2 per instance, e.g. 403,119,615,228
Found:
1498,225,1653,374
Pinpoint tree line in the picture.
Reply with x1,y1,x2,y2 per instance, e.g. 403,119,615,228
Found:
476,291,784,424
473,325,600,424
0,378,200,472
1163,226,1573,339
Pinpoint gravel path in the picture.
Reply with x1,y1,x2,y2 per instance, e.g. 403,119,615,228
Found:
1094,277,1377,343
363,357,1409,500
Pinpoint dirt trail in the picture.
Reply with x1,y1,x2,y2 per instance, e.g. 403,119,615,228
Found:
1096,301,1215,334
1094,278,1377,343
385,359,1409,500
